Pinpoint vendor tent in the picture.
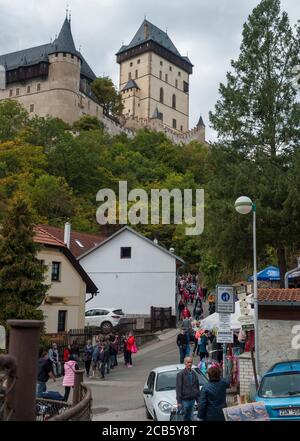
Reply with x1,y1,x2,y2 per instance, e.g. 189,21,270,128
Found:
200,299,254,331
248,266,298,282
248,265,280,282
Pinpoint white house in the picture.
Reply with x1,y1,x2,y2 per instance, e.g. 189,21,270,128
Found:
78,226,184,315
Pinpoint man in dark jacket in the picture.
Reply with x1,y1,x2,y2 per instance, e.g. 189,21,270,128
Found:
36,349,56,397
176,357,200,421
176,329,188,363
198,366,230,421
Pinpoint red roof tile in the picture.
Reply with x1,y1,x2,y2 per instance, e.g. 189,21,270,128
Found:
258,288,300,303
34,226,66,248
37,225,107,257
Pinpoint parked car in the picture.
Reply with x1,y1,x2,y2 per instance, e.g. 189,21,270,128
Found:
85,308,125,332
143,364,208,421
255,360,300,420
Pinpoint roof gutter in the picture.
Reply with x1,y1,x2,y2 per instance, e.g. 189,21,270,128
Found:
258,301,300,307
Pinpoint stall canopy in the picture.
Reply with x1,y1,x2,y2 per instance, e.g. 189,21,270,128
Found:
248,265,279,282
248,265,298,282
200,299,254,331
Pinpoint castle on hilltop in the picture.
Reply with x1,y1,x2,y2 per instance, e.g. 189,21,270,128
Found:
0,14,206,145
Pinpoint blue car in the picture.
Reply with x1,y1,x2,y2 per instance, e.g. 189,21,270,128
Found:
255,360,300,420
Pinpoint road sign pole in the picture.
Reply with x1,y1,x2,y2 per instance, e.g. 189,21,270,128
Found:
223,344,226,377
253,205,259,377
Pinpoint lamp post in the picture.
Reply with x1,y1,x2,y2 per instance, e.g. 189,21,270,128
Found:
235,196,259,377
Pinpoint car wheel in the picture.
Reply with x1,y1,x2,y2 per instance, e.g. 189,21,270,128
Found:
100,321,113,333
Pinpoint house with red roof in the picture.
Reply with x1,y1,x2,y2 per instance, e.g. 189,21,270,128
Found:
258,288,300,374
34,225,98,334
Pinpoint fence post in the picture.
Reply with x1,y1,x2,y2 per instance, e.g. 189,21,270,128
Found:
7,320,43,421
73,369,84,406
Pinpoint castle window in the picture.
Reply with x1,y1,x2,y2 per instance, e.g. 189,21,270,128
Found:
130,62,133,67
37,83,41,92
159,87,164,104
128,72,132,80
169,66,172,71
165,74,168,83
137,59,140,64
55,53,58,57
175,79,178,88
180,125,183,132
30,104,34,113
159,71,162,80
172,119,177,129
172,94,176,109
160,61,163,66
27,86,31,93
135,70,138,79
63,53,66,57
71,54,74,59
16,88,19,96
9,89,13,97
183,81,189,93
178,71,181,77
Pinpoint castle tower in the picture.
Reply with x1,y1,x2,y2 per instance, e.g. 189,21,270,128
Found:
116,20,193,133
47,16,82,122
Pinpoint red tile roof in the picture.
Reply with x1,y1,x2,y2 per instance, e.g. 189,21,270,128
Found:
37,225,107,257
34,226,66,248
258,288,300,303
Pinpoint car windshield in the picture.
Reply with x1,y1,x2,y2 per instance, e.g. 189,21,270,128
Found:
259,373,300,398
156,368,207,392
112,309,124,315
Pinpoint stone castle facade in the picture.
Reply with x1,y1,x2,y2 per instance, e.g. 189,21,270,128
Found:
0,15,206,145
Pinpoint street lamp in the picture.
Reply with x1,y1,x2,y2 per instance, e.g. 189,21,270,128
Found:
235,196,259,377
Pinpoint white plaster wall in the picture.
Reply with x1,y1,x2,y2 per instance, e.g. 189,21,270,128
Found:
80,229,177,315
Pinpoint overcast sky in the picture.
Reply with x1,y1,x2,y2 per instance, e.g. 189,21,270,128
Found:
1,0,300,141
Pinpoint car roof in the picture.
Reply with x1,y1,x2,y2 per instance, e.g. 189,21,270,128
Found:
151,364,198,373
86,308,118,311
266,360,300,375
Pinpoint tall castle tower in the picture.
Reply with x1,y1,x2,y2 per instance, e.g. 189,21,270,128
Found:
116,20,193,133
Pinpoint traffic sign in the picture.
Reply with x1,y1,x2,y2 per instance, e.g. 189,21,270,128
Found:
242,324,254,331
218,313,231,332
216,285,235,313
217,330,233,343
238,315,254,325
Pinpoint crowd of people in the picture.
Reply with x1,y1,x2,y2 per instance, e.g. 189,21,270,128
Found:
36,331,137,402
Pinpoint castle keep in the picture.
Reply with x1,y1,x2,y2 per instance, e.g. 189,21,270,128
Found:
0,15,206,144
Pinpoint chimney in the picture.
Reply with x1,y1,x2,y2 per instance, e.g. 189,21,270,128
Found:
64,222,71,249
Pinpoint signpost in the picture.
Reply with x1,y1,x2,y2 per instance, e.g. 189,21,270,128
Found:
216,285,235,313
217,330,233,343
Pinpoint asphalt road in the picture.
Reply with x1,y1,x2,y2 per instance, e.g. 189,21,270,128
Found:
50,329,180,421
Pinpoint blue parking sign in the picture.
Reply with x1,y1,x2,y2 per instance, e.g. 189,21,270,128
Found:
216,285,235,313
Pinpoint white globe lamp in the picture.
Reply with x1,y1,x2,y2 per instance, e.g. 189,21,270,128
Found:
234,196,253,215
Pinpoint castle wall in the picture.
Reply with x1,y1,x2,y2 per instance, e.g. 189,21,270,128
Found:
0,53,103,124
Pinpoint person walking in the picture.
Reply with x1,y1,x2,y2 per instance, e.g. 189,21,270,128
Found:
199,330,209,360
176,357,200,421
197,366,230,421
125,331,136,367
70,340,80,361
176,329,189,363
36,349,56,397
62,354,79,402
182,306,191,319
109,333,119,368
48,343,61,377
83,339,93,377
178,299,185,321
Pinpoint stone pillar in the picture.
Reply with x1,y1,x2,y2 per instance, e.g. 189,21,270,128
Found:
239,352,254,395
7,320,43,421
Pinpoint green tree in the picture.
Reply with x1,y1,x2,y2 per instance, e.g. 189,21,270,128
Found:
73,115,104,132
0,100,29,141
0,193,49,326
208,0,300,285
92,76,124,117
